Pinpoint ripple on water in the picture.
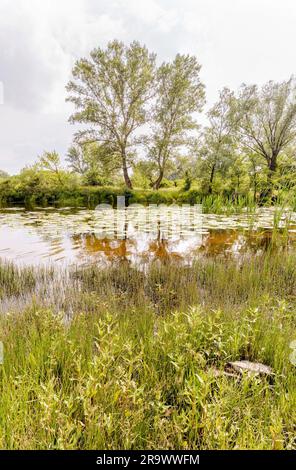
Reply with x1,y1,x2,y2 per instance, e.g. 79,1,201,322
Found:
0,206,295,266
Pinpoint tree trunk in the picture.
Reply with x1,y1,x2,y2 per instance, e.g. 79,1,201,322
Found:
153,169,164,190
260,153,278,203
269,154,277,173
267,153,277,182
208,164,216,195
253,177,257,203
122,154,132,189
266,152,278,198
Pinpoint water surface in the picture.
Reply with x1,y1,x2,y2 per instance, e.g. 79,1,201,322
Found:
0,206,296,266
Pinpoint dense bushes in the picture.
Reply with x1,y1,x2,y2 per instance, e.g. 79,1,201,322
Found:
0,253,295,449
1,166,296,210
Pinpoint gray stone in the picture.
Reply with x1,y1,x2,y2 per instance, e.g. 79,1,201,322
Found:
210,367,239,379
225,360,274,377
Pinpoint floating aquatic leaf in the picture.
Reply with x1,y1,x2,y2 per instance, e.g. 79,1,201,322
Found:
1,207,296,266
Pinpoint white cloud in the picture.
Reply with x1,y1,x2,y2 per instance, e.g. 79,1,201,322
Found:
0,0,125,113
118,0,178,33
0,0,296,172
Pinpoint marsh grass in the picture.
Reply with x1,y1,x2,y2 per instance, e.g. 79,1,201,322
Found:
0,252,295,449
0,186,263,214
73,253,296,312
0,262,36,299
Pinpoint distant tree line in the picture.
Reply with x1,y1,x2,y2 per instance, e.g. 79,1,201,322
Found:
2,40,296,202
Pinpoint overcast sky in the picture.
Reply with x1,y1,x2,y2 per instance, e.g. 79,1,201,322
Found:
0,0,296,173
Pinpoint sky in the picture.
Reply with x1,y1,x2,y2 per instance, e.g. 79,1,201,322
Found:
0,0,296,174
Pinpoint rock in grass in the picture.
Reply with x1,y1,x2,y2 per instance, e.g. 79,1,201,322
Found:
210,367,239,379
225,360,274,378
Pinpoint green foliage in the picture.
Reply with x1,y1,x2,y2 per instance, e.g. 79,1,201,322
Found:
182,170,192,191
0,252,295,449
67,142,121,186
230,78,296,177
66,39,156,188
2,40,296,452
39,151,62,175
147,54,205,189
0,261,36,298
2,43,296,204
0,171,78,208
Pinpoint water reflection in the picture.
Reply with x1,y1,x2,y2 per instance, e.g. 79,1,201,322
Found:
0,206,296,266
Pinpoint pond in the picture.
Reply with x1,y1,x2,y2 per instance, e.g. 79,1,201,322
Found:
0,206,296,266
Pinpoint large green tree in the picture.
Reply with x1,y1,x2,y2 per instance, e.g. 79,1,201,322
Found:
66,40,156,189
231,77,296,181
147,54,205,189
39,151,63,184
67,142,121,185
199,88,236,194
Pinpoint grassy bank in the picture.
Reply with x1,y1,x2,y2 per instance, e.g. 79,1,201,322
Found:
0,184,243,210
2,184,296,213
0,253,295,449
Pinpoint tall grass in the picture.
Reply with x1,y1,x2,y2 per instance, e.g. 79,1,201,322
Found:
0,185,277,212
0,261,36,299
73,253,296,313
0,252,295,449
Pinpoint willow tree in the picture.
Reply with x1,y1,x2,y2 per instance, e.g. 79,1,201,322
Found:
232,77,296,183
67,142,121,184
199,88,236,194
39,151,64,184
67,145,89,175
147,54,205,189
66,40,156,189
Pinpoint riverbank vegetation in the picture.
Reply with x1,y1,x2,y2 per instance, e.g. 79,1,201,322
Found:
1,39,296,451
0,251,295,449
1,40,296,209
1,171,296,211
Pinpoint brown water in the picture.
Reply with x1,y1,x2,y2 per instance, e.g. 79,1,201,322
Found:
0,206,296,266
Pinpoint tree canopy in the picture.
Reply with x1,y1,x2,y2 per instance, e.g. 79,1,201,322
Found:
66,39,156,189
3,41,296,203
